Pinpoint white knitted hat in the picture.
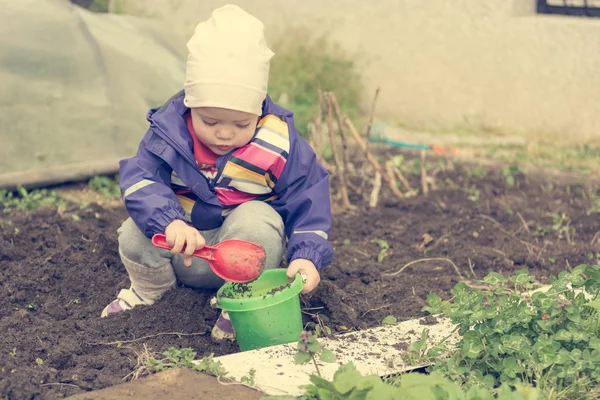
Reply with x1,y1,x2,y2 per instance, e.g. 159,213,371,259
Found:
183,4,274,115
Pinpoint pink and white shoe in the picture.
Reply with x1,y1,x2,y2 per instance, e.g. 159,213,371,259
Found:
211,311,236,341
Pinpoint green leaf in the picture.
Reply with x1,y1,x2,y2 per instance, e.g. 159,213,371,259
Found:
308,374,336,392
320,348,336,363
590,337,600,350
314,325,321,337
462,331,484,359
584,299,600,312
483,272,506,286
295,351,312,365
554,329,573,342
307,341,321,353
366,383,407,400
332,363,363,394
382,315,397,325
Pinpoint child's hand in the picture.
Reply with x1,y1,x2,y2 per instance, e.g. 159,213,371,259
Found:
287,259,320,294
164,219,206,267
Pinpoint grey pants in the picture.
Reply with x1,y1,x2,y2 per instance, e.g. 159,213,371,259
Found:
118,201,286,289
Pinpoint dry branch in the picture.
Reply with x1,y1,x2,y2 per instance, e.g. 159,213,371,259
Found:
315,89,326,164
360,87,381,195
392,166,413,191
90,331,209,346
477,214,543,251
364,87,381,152
382,257,464,280
325,96,353,209
385,160,404,199
420,151,429,196
369,172,383,208
516,212,531,234
344,117,405,200
328,92,353,175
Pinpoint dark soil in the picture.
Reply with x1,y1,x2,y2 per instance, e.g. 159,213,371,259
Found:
2,154,600,399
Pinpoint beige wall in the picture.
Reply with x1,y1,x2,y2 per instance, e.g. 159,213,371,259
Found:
126,0,600,140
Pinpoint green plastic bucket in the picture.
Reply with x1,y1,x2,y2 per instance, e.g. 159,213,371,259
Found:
216,269,304,351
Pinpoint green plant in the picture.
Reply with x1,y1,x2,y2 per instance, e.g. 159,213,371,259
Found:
467,167,489,178
551,213,576,244
263,365,538,400
88,175,121,200
35,358,44,366
0,185,63,212
587,191,600,216
295,330,336,377
371,239,390,263
418,266,600,397
465,186,480,202
241,368,257,386
382,315,397,325
503,165,520,187
146,347,227,377
268,27,363,136
314,316,333,337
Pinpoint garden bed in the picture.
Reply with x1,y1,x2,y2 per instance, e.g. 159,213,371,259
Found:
1,154,599,399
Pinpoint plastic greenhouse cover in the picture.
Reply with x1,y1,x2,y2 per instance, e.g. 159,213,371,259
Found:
0,0,186,189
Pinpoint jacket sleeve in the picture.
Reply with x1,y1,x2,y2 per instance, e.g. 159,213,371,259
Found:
270,119,334,271
119,131,187,238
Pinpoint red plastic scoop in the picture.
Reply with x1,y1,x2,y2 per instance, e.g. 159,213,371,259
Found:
151,234,266,283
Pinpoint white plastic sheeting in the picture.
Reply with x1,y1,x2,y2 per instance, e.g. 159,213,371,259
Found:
0,0,185,188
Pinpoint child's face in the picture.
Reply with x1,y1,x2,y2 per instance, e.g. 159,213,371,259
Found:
190,107,259,155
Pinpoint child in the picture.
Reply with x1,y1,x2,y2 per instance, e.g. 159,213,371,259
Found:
102,4,333,342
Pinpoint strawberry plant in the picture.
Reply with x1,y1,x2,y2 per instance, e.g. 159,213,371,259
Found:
418,265,600,395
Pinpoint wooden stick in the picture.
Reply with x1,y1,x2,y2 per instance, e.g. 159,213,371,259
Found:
328,92,353,175
364,87,381,151
392,166,413,191
516,212,531,234
360,87,381,196
326,96,353,209
344,117,405,200
315,89,326,164
382,257,464,280
477,214,543,251
430,166,440,191
369,172,382,208
385,160,404,198
420,151,429,196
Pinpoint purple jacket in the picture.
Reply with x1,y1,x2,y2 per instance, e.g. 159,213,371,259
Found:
119,90,333,270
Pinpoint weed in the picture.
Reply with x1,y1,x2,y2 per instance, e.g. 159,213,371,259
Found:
503,165,521,187
295,330,336,377
587,190,600,216
35,358,44,367
371,239,390,263
240,368,256,386
382,315,397,325
65,298,81,307
88,175,121,200
0,185,63,212
465,186,480,202
467,167,489,178
540,183,554,195
9,348,16,357
127,345,227,381
314,315,332,337
551,213,576,244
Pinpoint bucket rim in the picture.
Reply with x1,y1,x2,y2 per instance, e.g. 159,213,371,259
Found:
216,269,303,312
